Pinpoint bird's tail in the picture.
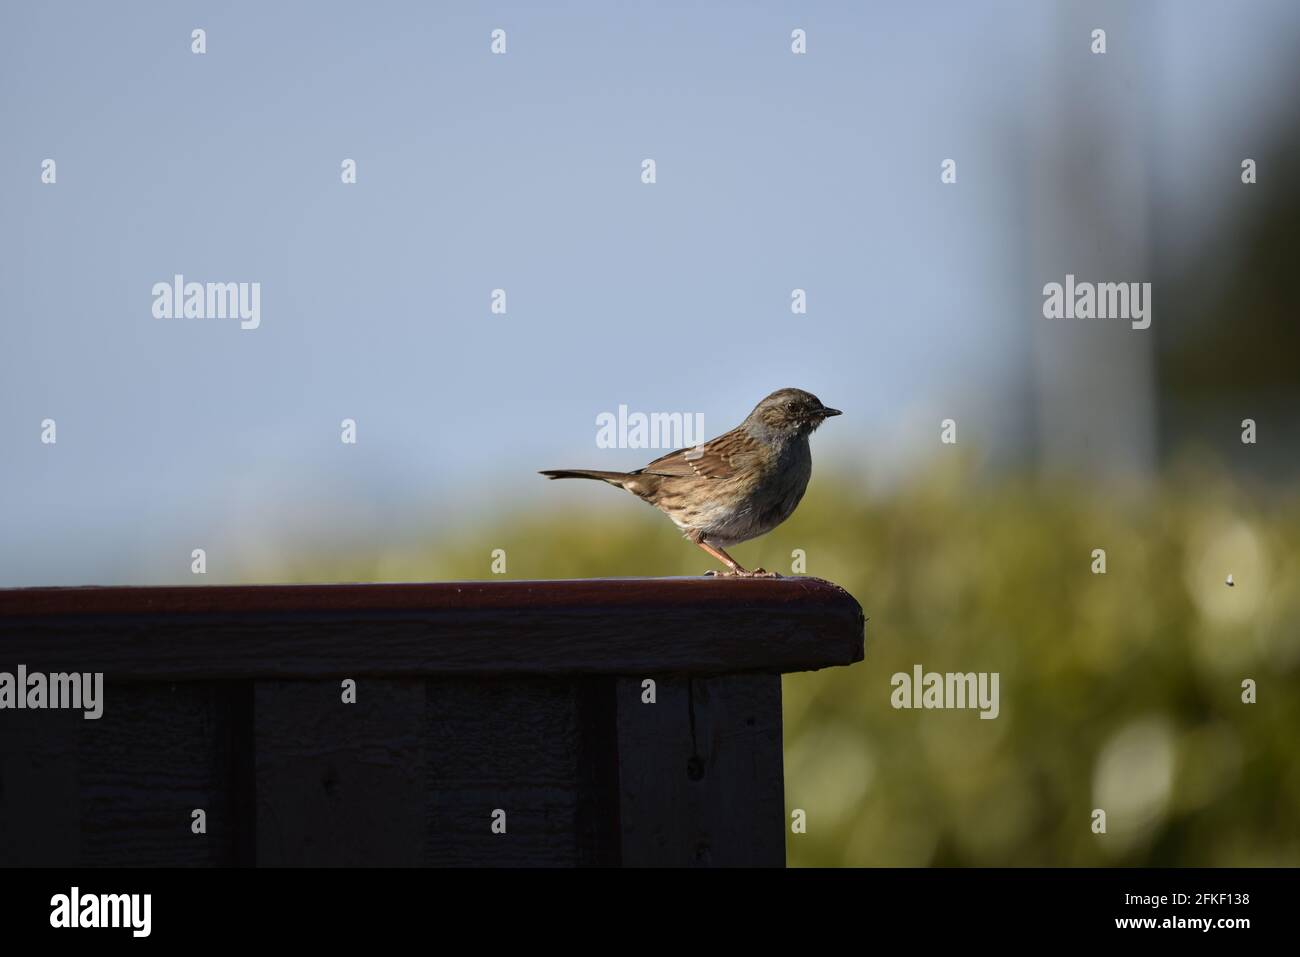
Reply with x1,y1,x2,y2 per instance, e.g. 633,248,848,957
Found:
539,468,634,485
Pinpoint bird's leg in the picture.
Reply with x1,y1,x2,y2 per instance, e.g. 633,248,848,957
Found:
690,534,748,576
691,537,780,578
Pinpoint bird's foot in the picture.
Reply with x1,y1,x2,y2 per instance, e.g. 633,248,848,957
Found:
705,567,781,578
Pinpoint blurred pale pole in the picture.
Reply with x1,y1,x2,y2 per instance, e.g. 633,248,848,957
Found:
1029,1,1157,480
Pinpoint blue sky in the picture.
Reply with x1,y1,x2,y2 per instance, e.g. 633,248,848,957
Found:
2,1,1297,584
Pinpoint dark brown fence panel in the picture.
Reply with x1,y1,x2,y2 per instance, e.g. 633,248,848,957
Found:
255,678,426,867
0,578,864,867
616,675,785,867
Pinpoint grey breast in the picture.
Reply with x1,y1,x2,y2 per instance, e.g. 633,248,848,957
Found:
750,436,812,536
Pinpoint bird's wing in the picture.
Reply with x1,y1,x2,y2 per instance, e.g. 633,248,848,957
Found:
638,429,753,480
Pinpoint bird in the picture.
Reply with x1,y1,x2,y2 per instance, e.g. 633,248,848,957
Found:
540,388,841,577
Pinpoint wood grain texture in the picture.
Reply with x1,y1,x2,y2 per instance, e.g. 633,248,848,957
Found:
424,678,595,867
0,578,865,679
251,677,623,867
256,678,426,867
615,675,785,867
1,675,789,867
0,682,251,866
79,682,250,866
0,579,863,867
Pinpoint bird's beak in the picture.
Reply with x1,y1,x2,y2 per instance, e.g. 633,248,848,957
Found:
821,407,842,417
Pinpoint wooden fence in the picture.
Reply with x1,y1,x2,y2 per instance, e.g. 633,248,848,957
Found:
0,577,864,867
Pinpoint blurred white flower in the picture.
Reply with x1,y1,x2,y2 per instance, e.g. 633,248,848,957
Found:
1093,717,1176,855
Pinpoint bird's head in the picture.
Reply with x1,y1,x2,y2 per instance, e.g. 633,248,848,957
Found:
746,388,841,438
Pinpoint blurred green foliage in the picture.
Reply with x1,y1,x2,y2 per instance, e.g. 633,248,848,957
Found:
287,456,1300,866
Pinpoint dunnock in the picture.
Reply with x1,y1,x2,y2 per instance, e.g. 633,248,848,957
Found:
541,388,841,576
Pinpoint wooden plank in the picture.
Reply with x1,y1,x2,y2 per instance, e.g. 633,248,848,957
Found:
573,677,622,866
79,682,249,866
255,678,426,867
1,682,252,867
423,678,595,867
0,578,864,679
252,677,621,867
0,704,81,866
615,674,785,867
